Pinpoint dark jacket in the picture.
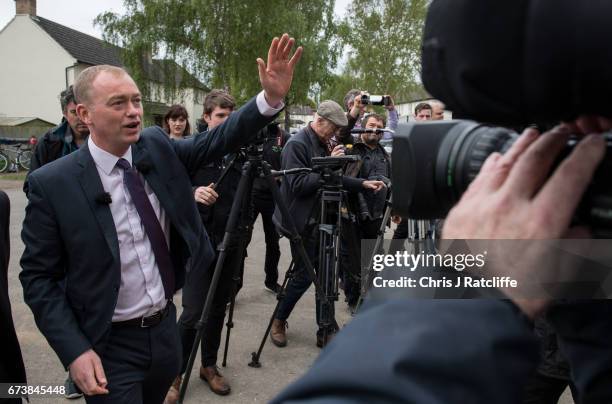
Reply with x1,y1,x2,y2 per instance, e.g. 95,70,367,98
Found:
190,153,243,247
252,127,290,198
24,120,82,194
19,97,273,369
346,142,391,221
0,191,27,393
273,124,364,236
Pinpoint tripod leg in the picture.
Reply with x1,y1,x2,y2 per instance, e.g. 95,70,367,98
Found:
222,204,251,367
249,259,295,368
178,162,255,404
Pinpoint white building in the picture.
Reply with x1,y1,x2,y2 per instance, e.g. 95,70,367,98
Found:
0,0,208,131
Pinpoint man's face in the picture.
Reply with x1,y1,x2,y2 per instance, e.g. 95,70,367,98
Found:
77,71,143,156
362,117,384,146
313,117,339,143
415,109,432,121
63,101,90,137
203,106,232,130
432,104,444,120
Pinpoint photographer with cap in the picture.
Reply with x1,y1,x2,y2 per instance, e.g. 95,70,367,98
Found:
271,100,385,348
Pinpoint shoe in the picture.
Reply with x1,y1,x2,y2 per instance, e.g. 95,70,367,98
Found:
316,328,338,348
163,375,182,404
64,376,83,399
270,319,288,347
199,366,231,396
264,283,282,295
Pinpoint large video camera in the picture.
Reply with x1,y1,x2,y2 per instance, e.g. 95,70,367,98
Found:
392,121,612,236
392,1,612,237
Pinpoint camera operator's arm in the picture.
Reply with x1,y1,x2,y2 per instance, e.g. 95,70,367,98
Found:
336,94,365,145
282,141,322,197
384,95,399,134
443,125,606,319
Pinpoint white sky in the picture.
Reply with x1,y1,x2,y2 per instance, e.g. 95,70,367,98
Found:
0,0,350,39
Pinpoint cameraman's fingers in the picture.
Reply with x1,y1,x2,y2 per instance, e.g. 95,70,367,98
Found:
463,153,501,195
503,126,571,199
533,134,605,236
576,115,603,135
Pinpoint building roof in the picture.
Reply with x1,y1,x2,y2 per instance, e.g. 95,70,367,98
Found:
0,116,55,126
31,15,207,90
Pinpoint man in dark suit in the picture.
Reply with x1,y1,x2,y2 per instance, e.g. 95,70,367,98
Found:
19,34,302,403
0,190,27,403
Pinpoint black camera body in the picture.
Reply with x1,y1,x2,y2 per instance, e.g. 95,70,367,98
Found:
361,94,391,107
392,121,612,237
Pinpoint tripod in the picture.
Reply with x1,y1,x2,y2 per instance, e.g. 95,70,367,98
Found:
249,156,357,367
178,142,331,403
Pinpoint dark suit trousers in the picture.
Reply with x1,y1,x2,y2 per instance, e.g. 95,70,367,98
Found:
250,194,281,287
87,303,181,404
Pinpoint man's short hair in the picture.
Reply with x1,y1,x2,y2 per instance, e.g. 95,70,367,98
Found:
203,89,235,115
74,65,128,105
343,89,362,111
363,113,386,127
414,102,432,115
59,85,76,113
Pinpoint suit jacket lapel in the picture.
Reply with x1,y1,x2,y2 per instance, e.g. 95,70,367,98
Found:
76,144,120,263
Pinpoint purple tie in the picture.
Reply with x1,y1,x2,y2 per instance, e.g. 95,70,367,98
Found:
116,158,175,299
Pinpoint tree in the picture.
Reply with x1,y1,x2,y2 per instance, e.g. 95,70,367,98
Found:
95,0,340,130
338,0,428,103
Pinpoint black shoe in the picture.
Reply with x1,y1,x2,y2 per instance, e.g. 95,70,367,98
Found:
264,283,282,295
316,328,338,348
64,376,83,399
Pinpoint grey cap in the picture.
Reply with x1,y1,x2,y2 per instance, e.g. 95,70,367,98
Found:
317,100,348,127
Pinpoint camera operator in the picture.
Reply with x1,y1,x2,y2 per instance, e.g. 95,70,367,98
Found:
165,89,241,400
340,113,391,312
271,100,386,348
243,122,290,294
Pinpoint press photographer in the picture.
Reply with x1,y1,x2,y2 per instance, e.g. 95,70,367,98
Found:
339,113,391,312
271,2,612,403
271,100,385,348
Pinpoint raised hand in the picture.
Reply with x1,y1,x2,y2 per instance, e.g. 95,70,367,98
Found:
257,33,303,107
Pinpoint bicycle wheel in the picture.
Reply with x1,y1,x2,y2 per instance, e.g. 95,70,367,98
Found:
18,150,33,171
0,153,8,173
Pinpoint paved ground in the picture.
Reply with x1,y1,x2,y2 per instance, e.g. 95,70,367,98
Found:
2,177,573,403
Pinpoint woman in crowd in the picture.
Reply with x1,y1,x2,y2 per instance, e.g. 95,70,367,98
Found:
163,104,191,139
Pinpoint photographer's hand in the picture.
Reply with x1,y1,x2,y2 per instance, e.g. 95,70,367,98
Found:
384,95,395,111
350,93,365,119
194,183,219,206
331,145,345,157
442,125,605,318
257,33,303,107
363,180,386,193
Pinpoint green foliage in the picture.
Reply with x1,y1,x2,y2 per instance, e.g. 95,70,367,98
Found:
95,0,339,107
338,0,428,103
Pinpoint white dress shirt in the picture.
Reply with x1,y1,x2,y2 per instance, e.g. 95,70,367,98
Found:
88,91,281,321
